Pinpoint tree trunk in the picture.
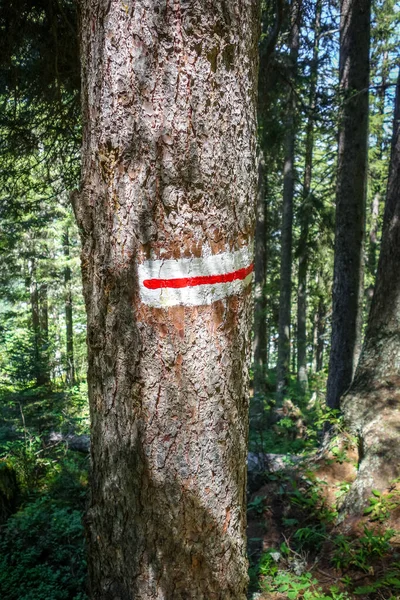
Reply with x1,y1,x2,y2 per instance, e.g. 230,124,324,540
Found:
326,0,370,409
28,259,41,384
63,228,76,386
341,69,400,511
28,259,50,386
253,152,268,395
276,0,302,403
77,2,260,598
39,283,51,384
296,0,321,395
368,50,388,281
311,306,318,373
316,297,326,372
368,192,380,277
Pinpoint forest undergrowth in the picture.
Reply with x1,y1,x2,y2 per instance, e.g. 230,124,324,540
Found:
0,381,89,600
248,372,400,600
1,376,400,600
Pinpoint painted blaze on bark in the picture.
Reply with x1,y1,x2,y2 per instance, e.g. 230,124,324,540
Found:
77,1,260,598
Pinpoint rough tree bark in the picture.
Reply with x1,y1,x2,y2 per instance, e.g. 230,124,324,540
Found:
77,1,260,598
326,0,370,409
341,69,400,511
276,0,302,403
296,0,321,395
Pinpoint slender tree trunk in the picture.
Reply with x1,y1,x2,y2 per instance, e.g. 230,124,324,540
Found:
326,0,370,409
311,308,318,373
368,51,388,281
296,0,321,395
253,152,268,395
77,2,260,598
368,193,380,276
291,324,296,374
316,298,325,372
63,229,76,386
341,69,400,511
38,283,51,384
28,259,50,385
28,259,41,384
276,0,302,403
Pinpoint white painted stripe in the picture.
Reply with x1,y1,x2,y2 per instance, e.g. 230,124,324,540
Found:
138,246,253,307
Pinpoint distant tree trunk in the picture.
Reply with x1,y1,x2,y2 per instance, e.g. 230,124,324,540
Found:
28,259,41,384
77,1,260,598
63,229,75,386
311,307,318,373
291,324,297,374
316,297,326,372
39,283,51,384
341,69,400,511
276,0,302,403
253,152,268,395
261,0,284,67
326,0,370,409
368,193,380,277
368,51,389,281
310,273,326,373
28,259,49,385
297,0,321,395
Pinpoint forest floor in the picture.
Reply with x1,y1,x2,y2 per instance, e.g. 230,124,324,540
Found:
1,379,400,599
247,406,400,600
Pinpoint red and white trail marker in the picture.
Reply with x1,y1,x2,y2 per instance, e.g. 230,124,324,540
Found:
138,246,254,308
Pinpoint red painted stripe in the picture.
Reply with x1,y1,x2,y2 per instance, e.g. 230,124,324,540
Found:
143,263,254,290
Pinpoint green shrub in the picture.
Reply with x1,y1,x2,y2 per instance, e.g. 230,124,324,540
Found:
0,496,87,600
332,527,394,572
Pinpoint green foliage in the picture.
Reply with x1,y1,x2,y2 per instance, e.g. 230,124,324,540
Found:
354,564,400,596
0,496,87,600
264,571,350,599
288,475,337,523
248,458,400,599
249,371,332,456
0,376,88,598
363,487,400,522
293,525,327,550
248,495,266,516
252,520,399,599
332,527,395,572
0,382,89,445
257,548,351,599
1,436,52,492
0,325,38,385
258,548,279,578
